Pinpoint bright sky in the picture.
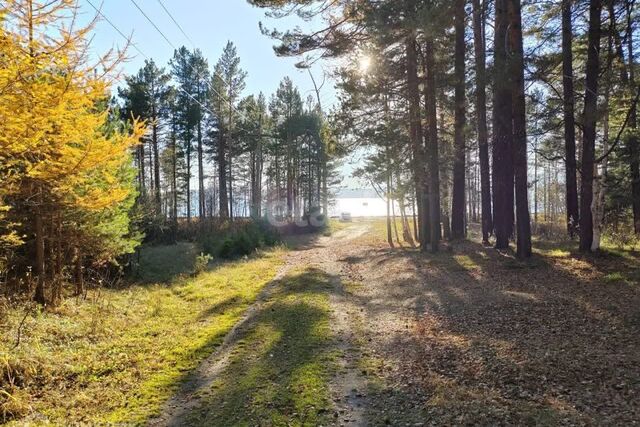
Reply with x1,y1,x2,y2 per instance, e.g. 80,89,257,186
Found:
82,0,336,109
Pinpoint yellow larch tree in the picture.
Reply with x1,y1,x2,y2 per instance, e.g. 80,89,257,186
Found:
0,0,145,303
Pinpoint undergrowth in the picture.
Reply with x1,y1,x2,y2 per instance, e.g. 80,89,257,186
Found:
198,219,281,259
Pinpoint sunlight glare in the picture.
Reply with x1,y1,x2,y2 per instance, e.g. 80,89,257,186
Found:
359,55,372,73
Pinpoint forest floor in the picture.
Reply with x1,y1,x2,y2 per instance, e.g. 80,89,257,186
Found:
3,219,640,425
330,221,640,426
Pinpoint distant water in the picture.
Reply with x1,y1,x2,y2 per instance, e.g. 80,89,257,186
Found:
330,197,414,218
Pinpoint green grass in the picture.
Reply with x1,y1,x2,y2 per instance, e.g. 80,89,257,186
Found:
363,217,418,247
0,246,286,425
322,218,349,236
453,254,481,271
183,267,337,426
603,272,626,283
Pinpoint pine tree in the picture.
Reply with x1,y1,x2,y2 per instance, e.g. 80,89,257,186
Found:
170,47,199,223
119,59,170,213
210,42,247,219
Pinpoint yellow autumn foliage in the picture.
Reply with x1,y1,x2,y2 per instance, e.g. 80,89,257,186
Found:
0,1,145,284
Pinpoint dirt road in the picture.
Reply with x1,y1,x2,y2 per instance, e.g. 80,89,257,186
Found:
151,220,640,426
151,222,373,426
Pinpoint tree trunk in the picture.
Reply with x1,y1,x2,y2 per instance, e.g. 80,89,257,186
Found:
508,0,532,258
412,197,419,242
322,159,328,216
197,115,205,219
625,11,639,235
387,176,394,248
424,37,441,252
229,154,234,220
534,138,539,225
251,150,258,218
562,0,580,236
74,246,84,296
391,192,401,245
251,115,264,218
258,136,263,217
399,198,415,247
152,120,161,212
624,1,639,233
579,0,602,252
492,0,515,250
608,0,639,233
592,47,611,252
34,189,46,304
170,126,178,238
287,144,293,220
406,33,430,249
218,133,229,219
186,143,191,223
138,143,146,193
473,0,493,244
451,0,467,239
148,144,154,192
384,89,395,248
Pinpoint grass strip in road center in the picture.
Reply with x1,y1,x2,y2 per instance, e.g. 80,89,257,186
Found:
183,267,338,426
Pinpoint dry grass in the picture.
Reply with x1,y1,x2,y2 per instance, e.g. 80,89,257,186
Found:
0,246,286,425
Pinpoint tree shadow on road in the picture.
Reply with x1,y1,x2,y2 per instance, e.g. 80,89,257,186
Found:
345,232,640,425
156,268,342,427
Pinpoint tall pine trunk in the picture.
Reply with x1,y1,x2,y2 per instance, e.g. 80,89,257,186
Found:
152,118,161,212
287,135,293,219
624,1,639,233
170,127,178,238
186,142,191,223
473,0,493,244
229,154,234,220
424,37,441,252
451,0,467,239
508,0,532,258
197,118,205,219
138,144,146,193
254,118,264,218
218,133,229,218
386,181,394,248
608,1,639,233
579,0,602,252
196,81,205,220
406,33,430,249
492,0,514,249
593,34,612,252
384,90,395,248
562,0,579,236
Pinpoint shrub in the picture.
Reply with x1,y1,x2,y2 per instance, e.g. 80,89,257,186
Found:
198,219,281,260
193,253,212,275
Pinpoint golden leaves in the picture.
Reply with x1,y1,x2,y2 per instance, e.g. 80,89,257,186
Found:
0,0,146,256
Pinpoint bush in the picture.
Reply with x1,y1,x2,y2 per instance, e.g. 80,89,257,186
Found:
193,253,212,275
198,219,281,260
603,223,640,251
